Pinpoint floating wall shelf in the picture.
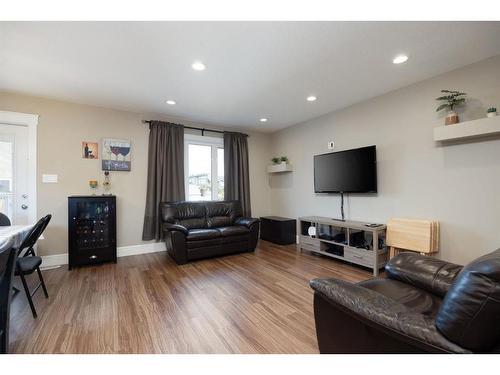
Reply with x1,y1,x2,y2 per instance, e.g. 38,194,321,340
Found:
267,163,293,173
433,116,500,142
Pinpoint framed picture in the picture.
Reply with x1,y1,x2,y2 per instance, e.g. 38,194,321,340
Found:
82,142,98,159
102,138,131,171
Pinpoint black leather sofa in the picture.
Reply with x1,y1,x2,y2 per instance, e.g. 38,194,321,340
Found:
310,249,500,353
161,201,260,264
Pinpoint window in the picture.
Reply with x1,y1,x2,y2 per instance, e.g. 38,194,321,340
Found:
185,134,224,201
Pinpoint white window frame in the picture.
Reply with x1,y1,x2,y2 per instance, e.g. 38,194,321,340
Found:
184,133,224,201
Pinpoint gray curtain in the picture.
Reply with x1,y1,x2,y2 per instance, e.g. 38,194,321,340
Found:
224,131,251,217
142,121,185,241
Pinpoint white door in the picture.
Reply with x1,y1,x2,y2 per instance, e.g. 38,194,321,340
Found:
0,123,31,225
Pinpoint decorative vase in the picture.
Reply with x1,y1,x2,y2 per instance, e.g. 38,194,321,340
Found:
445,110,459,125
89,180,98,195
102,171,112,195
487,111,497,118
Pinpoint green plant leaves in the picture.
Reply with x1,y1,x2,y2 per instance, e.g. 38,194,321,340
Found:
436,103,450,112
436,89,466,112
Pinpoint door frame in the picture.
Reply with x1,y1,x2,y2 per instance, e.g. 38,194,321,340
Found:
0,111,38,224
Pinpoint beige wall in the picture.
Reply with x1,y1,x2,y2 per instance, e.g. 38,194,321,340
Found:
0,93,272,256
2,55,499,264
269,55,500,265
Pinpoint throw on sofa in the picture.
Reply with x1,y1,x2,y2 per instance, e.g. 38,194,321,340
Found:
310,249,500,353
161,200,260,264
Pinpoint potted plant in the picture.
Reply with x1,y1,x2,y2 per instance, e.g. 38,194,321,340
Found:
487,107,497,118
271,157,281,165
436,90,467,125
280,156,289,165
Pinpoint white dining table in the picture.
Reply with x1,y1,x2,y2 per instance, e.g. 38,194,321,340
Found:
0,225,34,248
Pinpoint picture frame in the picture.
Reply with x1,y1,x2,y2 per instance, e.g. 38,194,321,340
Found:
101,138,131,171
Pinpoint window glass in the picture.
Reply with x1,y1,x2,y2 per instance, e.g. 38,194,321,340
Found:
185,135,224,202
187,144,212,201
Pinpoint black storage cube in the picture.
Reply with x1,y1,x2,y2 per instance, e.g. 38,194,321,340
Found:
260,216,296,245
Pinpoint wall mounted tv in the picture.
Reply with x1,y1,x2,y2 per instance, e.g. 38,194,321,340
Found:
314,145,377,193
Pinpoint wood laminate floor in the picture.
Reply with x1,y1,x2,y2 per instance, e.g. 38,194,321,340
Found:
9,241,372,353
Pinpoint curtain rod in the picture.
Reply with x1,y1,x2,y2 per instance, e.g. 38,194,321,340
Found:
141,120,248,137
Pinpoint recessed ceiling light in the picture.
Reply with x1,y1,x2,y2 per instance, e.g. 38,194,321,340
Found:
259,118,268,123
393,55,409,64
307,95,317,102
166,100,176,105
192,61,206,71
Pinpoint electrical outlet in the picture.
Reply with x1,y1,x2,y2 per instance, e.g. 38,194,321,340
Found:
327,141,335,150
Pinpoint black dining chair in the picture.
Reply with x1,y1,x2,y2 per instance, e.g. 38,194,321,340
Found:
0,213,10,227
0,238,16,354
14,214,51,318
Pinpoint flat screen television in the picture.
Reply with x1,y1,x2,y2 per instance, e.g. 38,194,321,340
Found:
314,145,377,193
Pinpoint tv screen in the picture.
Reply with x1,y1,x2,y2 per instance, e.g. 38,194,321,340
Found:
314,145,377,193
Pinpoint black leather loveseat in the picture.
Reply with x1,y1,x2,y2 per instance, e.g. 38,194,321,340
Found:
310,249,500,353
161,201,260,264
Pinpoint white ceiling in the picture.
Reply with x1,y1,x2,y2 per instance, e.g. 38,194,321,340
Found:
1,22,500,132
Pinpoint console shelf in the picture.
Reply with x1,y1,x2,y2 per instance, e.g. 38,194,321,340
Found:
298,216,387,276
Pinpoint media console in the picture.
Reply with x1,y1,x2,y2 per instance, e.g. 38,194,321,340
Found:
298,216,387,276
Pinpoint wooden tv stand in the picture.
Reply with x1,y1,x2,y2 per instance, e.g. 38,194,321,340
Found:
298,216,387,276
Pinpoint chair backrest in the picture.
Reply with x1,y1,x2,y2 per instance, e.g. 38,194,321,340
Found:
17,214,52,257
0,238,16,354
436,248,500,352
0,213,10,227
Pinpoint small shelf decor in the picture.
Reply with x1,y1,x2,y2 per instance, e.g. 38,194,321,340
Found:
487,107,497,118
89,180,98,195
436,90,466,125
268,156,292,173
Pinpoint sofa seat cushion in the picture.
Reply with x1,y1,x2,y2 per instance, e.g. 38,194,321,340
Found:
187,228,221,241
358,278,442,317
217,226,249,237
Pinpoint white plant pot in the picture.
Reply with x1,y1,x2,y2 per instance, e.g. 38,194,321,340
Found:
487,112,497,118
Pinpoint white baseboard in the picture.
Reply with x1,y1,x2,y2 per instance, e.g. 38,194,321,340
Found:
40,242,166,269
41,253,68,269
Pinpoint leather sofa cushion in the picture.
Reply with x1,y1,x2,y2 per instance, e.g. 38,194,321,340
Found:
359,278,442,317
187,229,221,241
385,252,463,298
206,201,242,228
217,226,249,237
435,248,500,351
161,202,207,229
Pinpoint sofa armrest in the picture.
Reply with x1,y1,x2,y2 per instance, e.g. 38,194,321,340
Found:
385,252,463,298
162,222,189,235
310,278,469,353
234,217,260,228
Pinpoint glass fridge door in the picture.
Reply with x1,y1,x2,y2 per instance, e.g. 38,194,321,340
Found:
74,200,111,250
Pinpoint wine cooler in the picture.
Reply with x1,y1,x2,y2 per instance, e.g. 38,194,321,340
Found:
68,195,117,269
